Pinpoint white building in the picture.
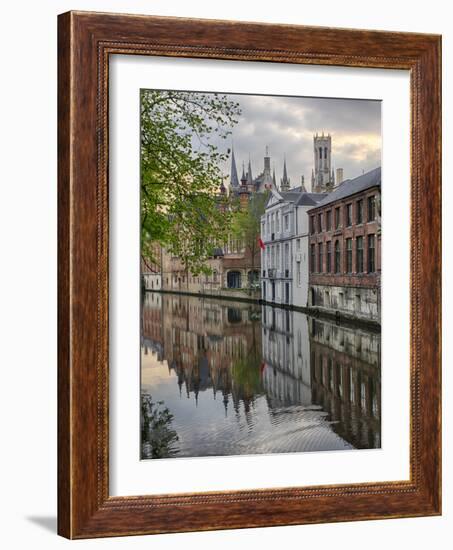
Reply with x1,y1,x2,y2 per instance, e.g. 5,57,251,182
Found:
260,185,327,308
142,271,162,291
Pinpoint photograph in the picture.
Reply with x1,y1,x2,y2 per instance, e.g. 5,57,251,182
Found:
140,90,382,459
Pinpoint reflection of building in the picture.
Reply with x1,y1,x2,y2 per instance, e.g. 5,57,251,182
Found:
141,292,164,360
260,307,381,449
145,293,263,412
143,292,381,451
309,317,381,449
261,305,312,406
307,167,381,323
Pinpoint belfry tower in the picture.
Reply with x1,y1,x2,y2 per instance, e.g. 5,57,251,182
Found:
311,132,334,193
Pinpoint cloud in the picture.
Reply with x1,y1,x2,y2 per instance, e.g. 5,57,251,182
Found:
215,92,381,189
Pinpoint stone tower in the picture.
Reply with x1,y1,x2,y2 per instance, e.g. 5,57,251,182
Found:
312,133,334,192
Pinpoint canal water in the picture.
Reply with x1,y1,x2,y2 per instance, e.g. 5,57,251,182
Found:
141,291,381,459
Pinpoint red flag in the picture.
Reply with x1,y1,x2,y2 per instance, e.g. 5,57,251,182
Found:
258,237,265,250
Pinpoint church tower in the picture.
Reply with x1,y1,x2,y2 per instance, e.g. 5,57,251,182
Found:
262,146,274,190
312,133,334,193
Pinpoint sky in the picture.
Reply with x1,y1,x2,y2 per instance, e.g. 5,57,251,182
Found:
216,93,381,190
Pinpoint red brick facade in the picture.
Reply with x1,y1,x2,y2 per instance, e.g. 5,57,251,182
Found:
308,185,381,289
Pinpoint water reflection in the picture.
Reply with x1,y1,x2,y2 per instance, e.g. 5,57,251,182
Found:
141,292,381,459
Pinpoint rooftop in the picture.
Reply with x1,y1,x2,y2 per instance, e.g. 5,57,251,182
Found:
309,167,381,209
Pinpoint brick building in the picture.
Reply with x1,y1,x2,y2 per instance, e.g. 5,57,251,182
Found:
307,167,381,324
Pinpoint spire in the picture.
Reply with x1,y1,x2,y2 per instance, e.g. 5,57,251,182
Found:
230,147,239,188
241,161,247,184
272,165,276,187
247,155,253,186
300,175,307,193
280,155,290,191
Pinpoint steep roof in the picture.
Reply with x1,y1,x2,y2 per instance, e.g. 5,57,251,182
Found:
310,167,381,209
230,149,239,188
296,192,328,206
268,189,328,208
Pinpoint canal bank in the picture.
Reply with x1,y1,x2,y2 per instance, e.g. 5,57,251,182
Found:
146,288,381,331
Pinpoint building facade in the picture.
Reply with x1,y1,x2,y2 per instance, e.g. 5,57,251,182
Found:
157,147,283,298
260,176,327,308
307,167,381,324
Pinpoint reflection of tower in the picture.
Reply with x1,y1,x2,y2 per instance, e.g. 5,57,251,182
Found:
312,133,334,192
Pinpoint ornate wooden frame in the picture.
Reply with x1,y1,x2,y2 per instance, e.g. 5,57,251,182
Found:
58,11,441,539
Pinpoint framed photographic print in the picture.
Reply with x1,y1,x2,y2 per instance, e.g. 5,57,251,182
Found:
58,11,441,538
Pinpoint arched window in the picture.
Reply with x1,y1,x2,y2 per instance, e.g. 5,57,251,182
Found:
213,270,218,283
324,146,328,159
319,147,322,159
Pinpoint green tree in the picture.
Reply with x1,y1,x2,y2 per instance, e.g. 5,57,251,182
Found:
141,393,179,459
140,90,241,275
231,191,269,287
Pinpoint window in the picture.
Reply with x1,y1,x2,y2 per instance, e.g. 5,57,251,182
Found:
324,147,328,159
318,242,323,272
368,195,376,221
213,270,218,283
346,238,353,272
297,261,301,286
318,213,323,232
310,216,315,234
356,199,363,224
368,234,376,272
326,210,332,231
319,147,322,159
346,203,352,227
356,236,364,272
284,214,289,231
285,243,290,270
227,271,242,289
326,241,332,273
335,207,341,229
271,213,275,233
335,241,341,273
310,244,316,272
296,238,301,252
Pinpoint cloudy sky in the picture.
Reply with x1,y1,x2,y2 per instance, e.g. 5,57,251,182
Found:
216,93,381,190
